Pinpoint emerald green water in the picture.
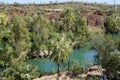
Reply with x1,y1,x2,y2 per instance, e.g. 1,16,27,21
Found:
0,33,119,73
26,32,120,73
27,33,120,73
27,46,97,73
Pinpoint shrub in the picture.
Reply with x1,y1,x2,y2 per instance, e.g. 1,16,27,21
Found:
104,16,120,33
70,60,83,76
2,63,40,80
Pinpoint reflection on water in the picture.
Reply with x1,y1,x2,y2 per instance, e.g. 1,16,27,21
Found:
27,46,97,73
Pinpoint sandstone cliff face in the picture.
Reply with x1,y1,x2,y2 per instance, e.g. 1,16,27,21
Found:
87,13,104,27
80,10,104,27
44,10,104,27
6,8,104,27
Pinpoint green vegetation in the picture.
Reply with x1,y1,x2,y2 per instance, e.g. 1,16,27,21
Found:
49,33,72,76
92,34,120,79
0,8,90,79
105,16,120,33
0,2,120,80
2,62,39,80
0,12,39,80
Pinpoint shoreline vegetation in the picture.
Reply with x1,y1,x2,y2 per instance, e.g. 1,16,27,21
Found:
0,2,120,80
33,65,105,80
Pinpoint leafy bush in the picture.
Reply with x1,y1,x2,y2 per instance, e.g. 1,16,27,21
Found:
102,53,120,79
70,60,83,76
2,63,40,80
104,16,120,33
92,34,120,79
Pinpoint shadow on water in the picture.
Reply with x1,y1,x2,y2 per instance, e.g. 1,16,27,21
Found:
26,45,97,73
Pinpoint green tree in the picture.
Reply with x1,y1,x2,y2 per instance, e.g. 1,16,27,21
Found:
92,34,115,63
91,34,120,79
105,16,120,33
103,53,120,79
0,13,13,68
0,14,40,80
28,15,54,58
9,14,31,60
73,17,90,48
60,8,76,32
49,33,72,76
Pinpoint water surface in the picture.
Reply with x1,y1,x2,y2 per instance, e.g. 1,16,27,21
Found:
27,47,97,73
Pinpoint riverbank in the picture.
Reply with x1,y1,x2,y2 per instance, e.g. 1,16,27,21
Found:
33,65,105,80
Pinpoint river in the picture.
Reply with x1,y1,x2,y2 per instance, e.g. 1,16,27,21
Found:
27,46,97,73
26,33,119,73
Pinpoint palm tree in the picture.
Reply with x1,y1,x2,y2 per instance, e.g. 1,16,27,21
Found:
60,8,76,71
50,33,72,76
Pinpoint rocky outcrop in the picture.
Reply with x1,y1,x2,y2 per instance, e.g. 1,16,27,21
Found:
33,71,73,80
33,65,105,80
79,65,106,79
80,10,104,27
6,8,105,27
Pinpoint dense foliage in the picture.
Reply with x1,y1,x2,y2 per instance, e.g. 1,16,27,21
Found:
0,6,120,80
92,34,120,79
0,13,40,80
0,9,91,79
105,16,120,33
2,62,39,80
